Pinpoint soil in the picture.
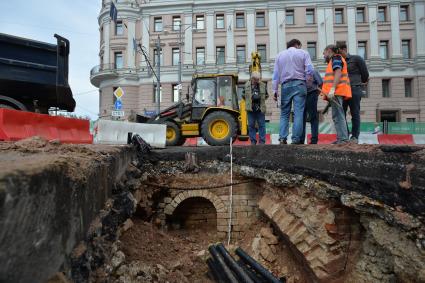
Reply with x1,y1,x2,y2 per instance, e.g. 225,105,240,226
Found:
119,216,310,283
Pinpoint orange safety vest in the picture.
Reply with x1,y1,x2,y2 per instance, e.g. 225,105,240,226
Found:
321,55,352,100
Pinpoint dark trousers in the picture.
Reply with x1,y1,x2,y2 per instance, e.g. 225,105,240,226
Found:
248,110,266,144
343,86,362,139
301,90,319,144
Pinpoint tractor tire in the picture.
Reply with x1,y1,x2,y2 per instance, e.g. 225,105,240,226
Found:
166,121,184,146
201,111,237,146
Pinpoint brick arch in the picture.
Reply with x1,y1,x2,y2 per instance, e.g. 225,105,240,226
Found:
164,190,226,216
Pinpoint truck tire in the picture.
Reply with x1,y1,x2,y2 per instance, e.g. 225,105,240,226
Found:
201,111,237,146
166,121,186,146
0,95,28,111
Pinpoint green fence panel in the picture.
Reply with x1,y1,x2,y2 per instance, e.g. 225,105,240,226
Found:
388,123,425,134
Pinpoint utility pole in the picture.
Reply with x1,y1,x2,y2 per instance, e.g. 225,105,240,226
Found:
156,35,161,114
178,23,182,102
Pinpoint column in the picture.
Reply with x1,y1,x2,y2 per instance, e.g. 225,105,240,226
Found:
268,9,278,59
415,1,425,58
103,20,110,64
246,9,256,61
206,11,215,64
347,6,357,54
127,19,136,68
184,13,193,65
317,8,326,54
324,7,334,46
368,5,379,58
226,11,235,64
141,15,150,68
390,3,402,57
276,9,286,52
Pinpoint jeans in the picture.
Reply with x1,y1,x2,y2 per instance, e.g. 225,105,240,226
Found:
279,80,307,143
247,110,266,144
343,86,362,139
301,90,319,144
332,96,349,143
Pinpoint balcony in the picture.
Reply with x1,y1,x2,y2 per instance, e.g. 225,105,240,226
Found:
90,63,119,87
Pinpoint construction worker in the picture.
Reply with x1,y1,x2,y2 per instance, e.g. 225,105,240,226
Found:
336,42,369,143
320,45,352,144
244,71,268,145
301,69,323,144
272,39,314,144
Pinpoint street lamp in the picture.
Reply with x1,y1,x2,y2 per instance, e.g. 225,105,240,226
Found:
163,23,195,102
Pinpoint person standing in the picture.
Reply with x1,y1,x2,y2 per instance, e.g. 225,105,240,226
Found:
320,45,352,144
244,71,268,145
336,42,369,143
272,39,314,144
301,69,323,144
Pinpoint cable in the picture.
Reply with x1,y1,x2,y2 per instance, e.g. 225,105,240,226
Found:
227,138,234,245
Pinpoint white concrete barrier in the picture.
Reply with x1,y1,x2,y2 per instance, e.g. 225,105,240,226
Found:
413,135,425,145
358,133,379,144
93,120,166,148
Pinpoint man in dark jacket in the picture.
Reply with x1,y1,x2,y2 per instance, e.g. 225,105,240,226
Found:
244,71,268,144
301,70,323,144
337,42,369,143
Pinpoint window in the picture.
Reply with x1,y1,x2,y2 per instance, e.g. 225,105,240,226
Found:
407,118,416,123
404,79,413,97
216,14,224,29
173,16,181,31
378,7,387,22
402,40,411,59
236,13,245,28
236,45,246,64
400,5,409,21
335,8,344,24
307,42,317,60
216,46,225,65
382,79,390,98
172,84,179,102
172,48,179,66
306,9,315,24
153,48,163,66
153,83,162,103
115,20,124,35
196,47,205,65
196,15,205,30
358,41,367,59
154,17,163,32
114,52,123,69
356,7,365,23
257,44,267,63
256,12,265,27
286,9,294,25
379,41,389,59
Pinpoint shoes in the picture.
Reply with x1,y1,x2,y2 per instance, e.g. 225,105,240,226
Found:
279,139,287,145
291,141,303,145
332,140,349,144
349,137,359,144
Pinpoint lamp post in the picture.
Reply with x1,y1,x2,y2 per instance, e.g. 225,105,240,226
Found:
163,23,195,102
156,34,161,114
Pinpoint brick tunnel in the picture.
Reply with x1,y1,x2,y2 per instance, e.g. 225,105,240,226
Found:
1,139,425,283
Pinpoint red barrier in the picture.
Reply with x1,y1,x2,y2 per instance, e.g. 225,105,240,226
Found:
183,137,198,146
0,109,92,144
377,134,414,145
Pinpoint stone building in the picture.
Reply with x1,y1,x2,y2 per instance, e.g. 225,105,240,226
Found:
91,0,425,123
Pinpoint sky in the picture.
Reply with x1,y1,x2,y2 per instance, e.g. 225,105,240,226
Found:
0,0,102,119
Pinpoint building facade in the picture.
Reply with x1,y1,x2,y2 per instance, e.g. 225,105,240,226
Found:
91,0,425,123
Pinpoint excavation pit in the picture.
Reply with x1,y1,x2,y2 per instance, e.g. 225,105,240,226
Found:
1,140,425,283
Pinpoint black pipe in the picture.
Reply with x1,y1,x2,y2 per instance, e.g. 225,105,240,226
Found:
209,245,239,283
235,247,282,283
237,259,268,283
216,243,255,283
207,258,227,283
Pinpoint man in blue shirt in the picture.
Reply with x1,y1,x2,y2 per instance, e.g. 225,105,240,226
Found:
301,70,323,144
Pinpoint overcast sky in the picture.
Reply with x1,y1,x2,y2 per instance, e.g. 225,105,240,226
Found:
0,0,101,119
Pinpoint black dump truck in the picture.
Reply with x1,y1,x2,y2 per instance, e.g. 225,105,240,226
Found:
0,33,75,113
